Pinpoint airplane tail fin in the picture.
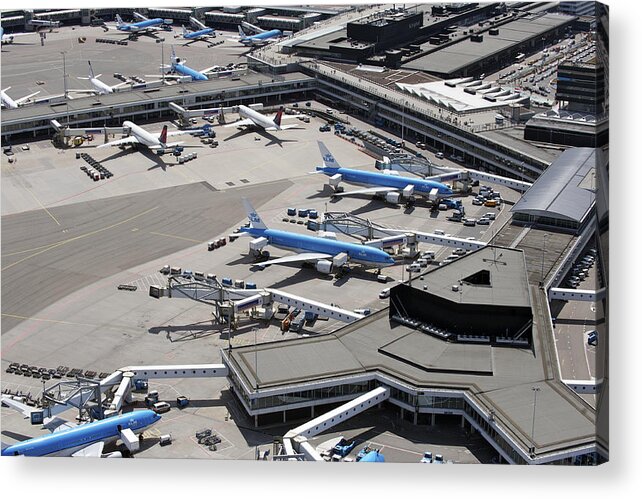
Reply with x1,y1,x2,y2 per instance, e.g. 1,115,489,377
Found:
115,14,123,27
273,106,284,128
238,26,246,38
242,198,267,230
159,125,168,144
171,45,178,63
318,141,342,169
182,25,188,36
87,61,95,79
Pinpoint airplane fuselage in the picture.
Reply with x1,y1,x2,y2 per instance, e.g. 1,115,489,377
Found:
241,29,281,46
318,167,453,197
238,105,277,130
118,18,164,32
184,28,213,39
91,77,114,94
172,62,208,81
243,228,395,268
1,409,161,457
0,90,18,109
122,120,162,148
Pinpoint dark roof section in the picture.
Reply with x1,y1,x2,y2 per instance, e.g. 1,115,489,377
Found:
511,147,597,223
418,246,531,308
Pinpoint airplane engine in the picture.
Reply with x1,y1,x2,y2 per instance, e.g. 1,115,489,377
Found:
385,192,402,204
103,451,123,458
315,260,333,274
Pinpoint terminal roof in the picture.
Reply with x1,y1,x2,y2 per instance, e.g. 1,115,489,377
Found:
417,246,531,308
511,147,598,223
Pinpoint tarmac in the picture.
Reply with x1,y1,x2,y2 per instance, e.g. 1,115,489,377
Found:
2,100,521,460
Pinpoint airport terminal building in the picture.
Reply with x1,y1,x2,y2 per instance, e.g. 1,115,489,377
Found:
222,246,600,465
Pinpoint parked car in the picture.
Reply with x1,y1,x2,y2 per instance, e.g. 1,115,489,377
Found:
152,402,171,414
333,439,356,457
420,451,433,463
587,330,598,346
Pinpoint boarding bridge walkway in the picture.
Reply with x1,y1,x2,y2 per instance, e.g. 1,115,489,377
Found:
385,229,487,252
150,275,364,323
102,364,227,415
549,287,606,302
279,387,390,461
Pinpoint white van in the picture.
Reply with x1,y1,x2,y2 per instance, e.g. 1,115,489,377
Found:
379,288,391,299
485,212,496,220
152,402,171,414
421,251,435,260
417,258,429,267
407,263,421,273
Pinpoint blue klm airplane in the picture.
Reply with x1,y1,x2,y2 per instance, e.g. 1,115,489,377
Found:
236,25,281,47
240,198,395,271
1,396,161,457
182,17,216,46
155,46,223,81
315,142,453,203
115,13,164,33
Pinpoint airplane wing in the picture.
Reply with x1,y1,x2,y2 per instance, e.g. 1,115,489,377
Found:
97,136,140,148
334,187,400,197
14,92,40,105
256,252,333,267
44,417,76,433
67,88,98,95
163,130,193,138
1,395,75,433
225,119,256,128
269,124,299,131
200,65,223,74
72,441,105,457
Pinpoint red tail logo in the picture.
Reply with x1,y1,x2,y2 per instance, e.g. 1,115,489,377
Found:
159,125,168,144
274,107,284,127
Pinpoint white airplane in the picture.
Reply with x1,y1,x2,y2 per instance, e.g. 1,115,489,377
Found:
0,26,36,44
68,61,131,96
225,105,301,132
97,120,190,151
1,87,40,109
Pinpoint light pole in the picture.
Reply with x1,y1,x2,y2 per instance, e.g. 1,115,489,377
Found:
401,100,407,147
530,386,540,457
61,51,69,125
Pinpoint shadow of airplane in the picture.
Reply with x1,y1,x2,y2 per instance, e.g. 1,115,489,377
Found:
223,124,298,148
1,430,34,443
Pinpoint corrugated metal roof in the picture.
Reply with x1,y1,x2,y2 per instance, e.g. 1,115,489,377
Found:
511,147,596,223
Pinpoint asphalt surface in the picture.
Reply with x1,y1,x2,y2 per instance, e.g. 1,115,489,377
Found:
1,180,291,333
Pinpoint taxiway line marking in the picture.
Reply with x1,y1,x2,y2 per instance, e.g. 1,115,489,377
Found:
1,205,160,272
149,231,203,244
1,313,123,331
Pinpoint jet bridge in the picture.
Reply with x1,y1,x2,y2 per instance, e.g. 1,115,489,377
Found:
320,212,399,240
50,119,128,146
376,156,532,192
169,101,264,127
150,274,365,324
385,229,487,252
277,387,390,461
